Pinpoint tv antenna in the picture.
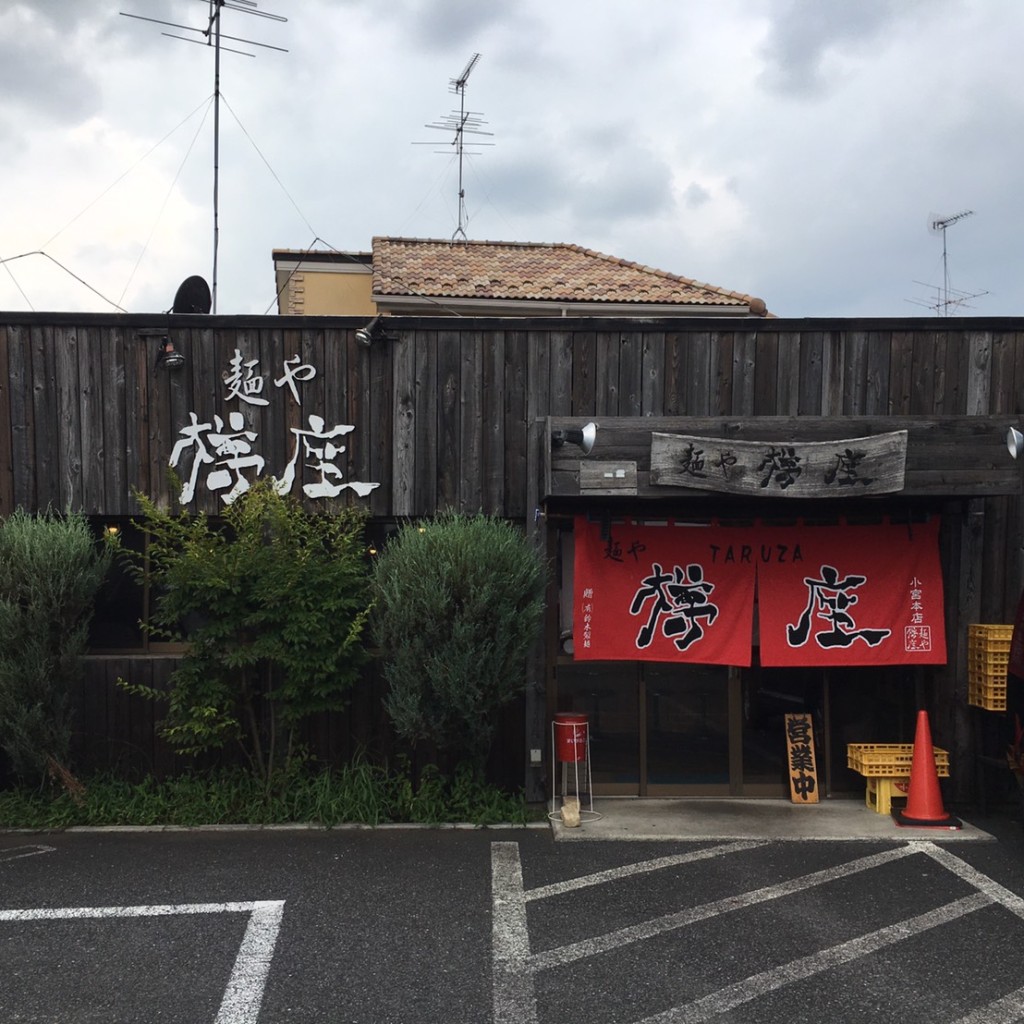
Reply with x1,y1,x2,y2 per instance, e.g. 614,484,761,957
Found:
908,209,987,316
121,0,288,313
415,53,494,241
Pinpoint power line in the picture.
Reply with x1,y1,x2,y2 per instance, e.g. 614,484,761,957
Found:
0,251,130,312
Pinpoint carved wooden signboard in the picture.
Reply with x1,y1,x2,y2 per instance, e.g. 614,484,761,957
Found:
650,430,908,498
785,713,819,804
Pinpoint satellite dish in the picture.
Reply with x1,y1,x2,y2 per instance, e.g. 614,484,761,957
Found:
172,275,212,314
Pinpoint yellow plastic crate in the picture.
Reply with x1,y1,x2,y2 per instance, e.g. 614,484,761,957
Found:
968,677,1008,711
847,743,950,778
865,776,911,815
968,623,1013,711
969,623,1014,651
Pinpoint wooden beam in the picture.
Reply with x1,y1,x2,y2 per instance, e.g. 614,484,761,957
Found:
547,415,1024,500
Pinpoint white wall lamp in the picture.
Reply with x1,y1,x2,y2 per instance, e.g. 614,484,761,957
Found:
1007,427,1024,459
551,422,597,455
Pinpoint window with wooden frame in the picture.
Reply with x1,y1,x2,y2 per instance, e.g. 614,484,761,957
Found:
87,518,187,654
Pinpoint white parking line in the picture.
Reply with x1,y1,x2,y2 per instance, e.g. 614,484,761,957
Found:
0,900,285,1024
216,902,286,1024
493,840,1024,1024
916,841,1024,920
525,841,765,901
0,844,55,864
0,900,280,921
492,843,537,1024
528,844,916,971
950,984,1024,1024
634,893,992,1024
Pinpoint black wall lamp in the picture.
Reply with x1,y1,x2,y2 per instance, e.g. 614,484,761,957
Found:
355,315,396,347
138,275,209,371
551,421,597,455
155,335,185,370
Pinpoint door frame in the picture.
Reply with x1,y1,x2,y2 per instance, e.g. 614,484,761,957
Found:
552,662,811,797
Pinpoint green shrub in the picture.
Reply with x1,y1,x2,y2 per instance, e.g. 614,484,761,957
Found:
370,512,546,770
0,509,111,785
118,481,371,782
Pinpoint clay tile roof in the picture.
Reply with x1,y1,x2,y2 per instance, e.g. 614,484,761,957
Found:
371,237,761,309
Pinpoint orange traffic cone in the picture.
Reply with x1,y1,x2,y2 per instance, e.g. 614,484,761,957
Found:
893,710,961,829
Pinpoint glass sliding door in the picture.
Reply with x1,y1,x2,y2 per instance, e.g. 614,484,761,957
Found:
741,663,823,795
555,663,640,794
644,664,731,794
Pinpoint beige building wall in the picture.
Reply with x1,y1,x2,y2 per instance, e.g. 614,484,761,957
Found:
273,258,376,316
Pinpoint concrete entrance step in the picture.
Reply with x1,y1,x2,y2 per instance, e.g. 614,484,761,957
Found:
549,797,994,842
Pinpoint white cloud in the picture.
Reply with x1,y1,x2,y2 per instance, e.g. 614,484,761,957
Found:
0,0,1020,317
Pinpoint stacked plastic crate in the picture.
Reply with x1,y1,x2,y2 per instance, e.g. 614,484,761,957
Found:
968,624,1014,711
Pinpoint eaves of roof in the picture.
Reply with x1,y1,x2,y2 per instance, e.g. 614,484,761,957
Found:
373,294,758,317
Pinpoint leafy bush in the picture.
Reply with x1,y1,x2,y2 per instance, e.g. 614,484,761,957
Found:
370,512,546,769
118,481,371,782
0,509,111,785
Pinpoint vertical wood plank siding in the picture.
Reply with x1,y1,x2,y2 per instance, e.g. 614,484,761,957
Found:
2,314,1023,795
0,316,1021,592
0,324,12,515
481,330,506,514
503,330,527,518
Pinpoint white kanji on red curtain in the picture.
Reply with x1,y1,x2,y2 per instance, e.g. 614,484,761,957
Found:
573,516,946,667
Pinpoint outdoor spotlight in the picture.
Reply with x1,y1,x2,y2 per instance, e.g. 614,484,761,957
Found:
155,336,185,370
550,421,597,455
355,316,379,347
356,315,398,347
1008,426,1024,460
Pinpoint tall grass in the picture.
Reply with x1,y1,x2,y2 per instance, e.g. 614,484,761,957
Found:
0,760,542,829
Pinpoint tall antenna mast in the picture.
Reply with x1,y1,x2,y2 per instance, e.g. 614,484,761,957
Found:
121,0,288,313
932,209,974,315
416,53,494,241
908,209,987,316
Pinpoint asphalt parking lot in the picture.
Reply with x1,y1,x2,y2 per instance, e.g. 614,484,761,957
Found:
3,818,1024,1023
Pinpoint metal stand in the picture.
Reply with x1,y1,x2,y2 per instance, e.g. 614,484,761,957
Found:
547,720,600,823
557,724,592,810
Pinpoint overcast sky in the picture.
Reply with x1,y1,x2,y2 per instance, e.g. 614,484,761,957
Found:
0,0,1018,319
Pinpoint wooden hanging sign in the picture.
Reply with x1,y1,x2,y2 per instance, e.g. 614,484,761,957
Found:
650,430,907,498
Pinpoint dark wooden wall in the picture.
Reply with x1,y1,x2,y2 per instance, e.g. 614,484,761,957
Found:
2,312,1023,798
1,317,1021,511
3,314,1020,614
72,656,525,790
